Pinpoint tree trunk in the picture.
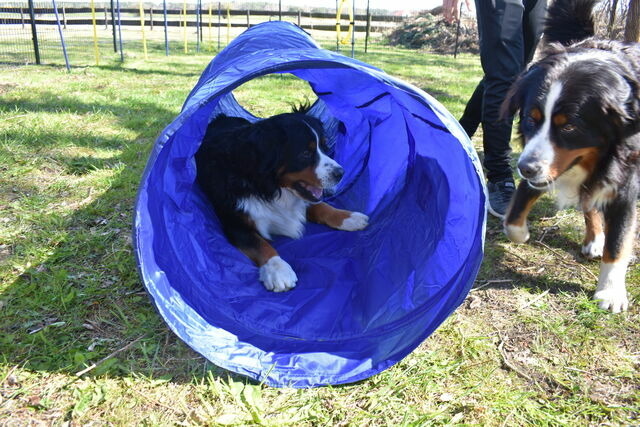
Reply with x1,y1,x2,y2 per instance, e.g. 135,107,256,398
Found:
608,0,619,38
624,0,640,42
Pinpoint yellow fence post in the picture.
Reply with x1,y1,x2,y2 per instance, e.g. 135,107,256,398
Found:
226,4,230,44
336,0,353,47
208,1,213,50
183,0,188,53
139,1,148,59
90,0,100,65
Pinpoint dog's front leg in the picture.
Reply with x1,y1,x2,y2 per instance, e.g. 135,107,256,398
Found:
231,228,297,292
307,202,369,231
595,197,637,312
242,236,298,292
581,208,605,258
503,181,544,243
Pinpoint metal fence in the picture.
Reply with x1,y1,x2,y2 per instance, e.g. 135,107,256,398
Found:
0,0,403,67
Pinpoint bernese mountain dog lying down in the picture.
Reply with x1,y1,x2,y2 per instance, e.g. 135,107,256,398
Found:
195,106,369,292
502,0,640,312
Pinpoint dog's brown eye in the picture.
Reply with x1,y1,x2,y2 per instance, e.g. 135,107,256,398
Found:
529,108,542,122
561,124,577,133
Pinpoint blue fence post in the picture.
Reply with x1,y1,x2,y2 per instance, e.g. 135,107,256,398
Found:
335,0,339,52
350,0,355,58
52,0,70,70
196,0,201,52
163,0,169,55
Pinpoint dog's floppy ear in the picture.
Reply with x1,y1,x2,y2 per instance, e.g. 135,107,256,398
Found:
214,121,286,199
621,74,640,136
241,121,286,176
599,69,640,137
500,78,524,119
501,65,548,120
500,67,538,119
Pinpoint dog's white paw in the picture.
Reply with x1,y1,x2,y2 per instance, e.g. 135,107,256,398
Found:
504,222,530,243
582,232,604,259
594,262,629,313
338,212,369,231
593,288,629,313
259,256,297,292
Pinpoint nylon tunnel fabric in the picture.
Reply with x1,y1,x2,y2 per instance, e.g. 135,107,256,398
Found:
134,21,487,387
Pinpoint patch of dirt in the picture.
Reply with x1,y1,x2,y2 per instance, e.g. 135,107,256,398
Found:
387,11,478,54
0,83,16,95
451,203,640,411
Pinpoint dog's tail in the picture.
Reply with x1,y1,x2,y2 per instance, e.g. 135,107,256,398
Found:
543,0,596,46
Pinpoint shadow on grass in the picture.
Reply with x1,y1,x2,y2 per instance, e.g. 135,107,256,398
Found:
0,92,175,137
96,62,206,78
0,93,235,385
420,85,469,105
477,195,597,297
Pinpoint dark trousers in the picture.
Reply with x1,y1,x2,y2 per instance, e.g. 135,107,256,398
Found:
459,0,547,182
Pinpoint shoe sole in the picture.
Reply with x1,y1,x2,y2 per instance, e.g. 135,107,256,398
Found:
487,204,506,220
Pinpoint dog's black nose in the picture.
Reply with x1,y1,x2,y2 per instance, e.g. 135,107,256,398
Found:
331,166,345,182
518,159,542,180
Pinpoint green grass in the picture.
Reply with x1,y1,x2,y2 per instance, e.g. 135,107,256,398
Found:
1,45,638,425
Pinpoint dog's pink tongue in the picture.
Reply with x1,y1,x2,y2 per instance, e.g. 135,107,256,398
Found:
310,186,323,199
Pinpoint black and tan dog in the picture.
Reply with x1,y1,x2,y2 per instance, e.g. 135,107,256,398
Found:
502,0,640,312
195,107,368,292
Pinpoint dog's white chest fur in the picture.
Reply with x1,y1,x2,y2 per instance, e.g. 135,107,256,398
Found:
554,165,588,209
553,166,616,210
237,189,307,240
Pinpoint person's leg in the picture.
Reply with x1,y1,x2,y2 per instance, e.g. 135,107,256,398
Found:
459,79,484,138
474,0,529,217
523,0,547,62
477,0,526,183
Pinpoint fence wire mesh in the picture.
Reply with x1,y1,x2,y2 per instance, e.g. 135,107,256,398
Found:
0,0,402,67
0,2,39,64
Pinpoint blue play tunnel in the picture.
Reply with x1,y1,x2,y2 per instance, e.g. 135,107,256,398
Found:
134,21,486,387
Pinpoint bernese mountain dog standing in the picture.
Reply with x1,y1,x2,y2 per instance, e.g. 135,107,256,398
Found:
502,0,640,312
195,107,369,292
